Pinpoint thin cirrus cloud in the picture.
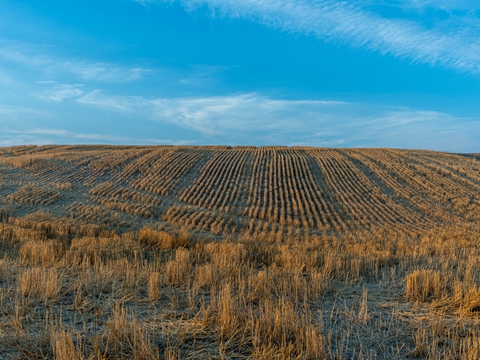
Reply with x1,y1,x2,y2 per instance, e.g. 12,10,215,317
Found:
136,0,480,72
0,40,151,83
36,84,84,102
154,95,479,151
150,94,346,136
339,110,479,149
1,86,478,151
75,90,346,136
0,103,52,121
69,90,480,151
50,62,151,83
400,0,480,10
77,90,151,111
351,0,480,10
0,127,187,147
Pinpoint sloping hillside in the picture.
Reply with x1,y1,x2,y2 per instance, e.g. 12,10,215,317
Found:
0,145,479,236
1,145,480,359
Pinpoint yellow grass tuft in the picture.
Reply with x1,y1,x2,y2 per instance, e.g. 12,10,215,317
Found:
17,267,60,300
148,271,160,300
406,269,446,302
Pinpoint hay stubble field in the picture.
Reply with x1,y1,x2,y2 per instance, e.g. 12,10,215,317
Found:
0,145,479,359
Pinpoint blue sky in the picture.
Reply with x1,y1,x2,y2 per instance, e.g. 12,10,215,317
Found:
1,0,480,151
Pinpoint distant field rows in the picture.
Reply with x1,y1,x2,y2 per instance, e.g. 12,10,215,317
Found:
0,145,479,236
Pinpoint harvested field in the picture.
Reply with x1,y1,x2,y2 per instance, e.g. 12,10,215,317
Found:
0,145,479,359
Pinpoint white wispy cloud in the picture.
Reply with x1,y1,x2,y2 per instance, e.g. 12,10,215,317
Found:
0,40,151,83
179,65,229,86
151,93,345,136
50,62,151,83
0,127,189,146
70,90,480,151
293,108,480,151
0,41,51,67
77,90,151,111
137,0,480,72
36,84,84,102
75,91,346,136
3,128,71,137
401,0,480,11
0,103,52,120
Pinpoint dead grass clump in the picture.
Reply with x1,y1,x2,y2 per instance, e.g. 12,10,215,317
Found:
66,236,142,265
138,227,191,250
74,263,117,298
105,304,158,359
406,269,446,302
110,258,145,294
252,299,325,359
276,244,310,273
409,316,480,360
205,242,247,280
17,267,60,300
242,238,278,268
148,271,160,300
451,282,480,315
51,330,84,360
202,284,326,359
0,257,14,284
166,248,192,285
211,283,239,339
309,271,330,300
457,335,480,360
193,263,218,288
19,239,64,266
247,269,277,303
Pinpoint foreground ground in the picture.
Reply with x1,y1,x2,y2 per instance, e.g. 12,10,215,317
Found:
0,145,479,359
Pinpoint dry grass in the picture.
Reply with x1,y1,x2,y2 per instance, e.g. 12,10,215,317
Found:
17,267,60,300
0,215,478,359
0,146,480,358
406,269,446,302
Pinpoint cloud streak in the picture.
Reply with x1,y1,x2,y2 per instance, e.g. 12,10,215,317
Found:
0,40,151,83
0,127,188,146
400,0,480,11
138,0,480,72
151,94,345,136
77,90,150,111
2,88,478,151
36,84,84,102
66,90,480,151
